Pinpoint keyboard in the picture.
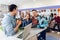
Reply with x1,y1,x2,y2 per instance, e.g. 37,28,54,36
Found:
17,33,23,39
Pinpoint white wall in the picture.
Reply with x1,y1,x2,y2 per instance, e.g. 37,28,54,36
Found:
0,0,60,9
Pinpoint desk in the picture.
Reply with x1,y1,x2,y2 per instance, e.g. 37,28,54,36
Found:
0,30,23,40
0,27,47,40
25,27,47,40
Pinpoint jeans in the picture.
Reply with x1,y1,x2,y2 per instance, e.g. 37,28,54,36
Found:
38,30,46,40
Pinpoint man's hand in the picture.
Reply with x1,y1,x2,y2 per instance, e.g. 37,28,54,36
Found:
14,20,22,32
16,20,22,25
18,20,22,26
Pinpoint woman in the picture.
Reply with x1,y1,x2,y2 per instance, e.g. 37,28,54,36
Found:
20,14,32,28
24,14,32,26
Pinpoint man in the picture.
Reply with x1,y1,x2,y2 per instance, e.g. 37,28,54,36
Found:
1,4,21,36
37,15,48,28
37,15,48,40
32,9,47,40
32,9,39,28
52,13,60,34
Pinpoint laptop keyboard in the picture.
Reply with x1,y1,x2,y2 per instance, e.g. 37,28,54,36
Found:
17,33,23,39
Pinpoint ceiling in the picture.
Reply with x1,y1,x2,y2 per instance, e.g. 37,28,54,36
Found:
0,0,60,9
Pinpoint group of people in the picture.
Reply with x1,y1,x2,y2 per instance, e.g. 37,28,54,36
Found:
48,13,60,34
19,9,48,29
1,4,60,40
18,9,49,40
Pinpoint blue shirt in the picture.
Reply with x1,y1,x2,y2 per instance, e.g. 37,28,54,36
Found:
1,13,16,36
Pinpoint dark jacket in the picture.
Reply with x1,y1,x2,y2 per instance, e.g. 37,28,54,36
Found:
24,19,32,26
54,16,60,23
20,19,32,27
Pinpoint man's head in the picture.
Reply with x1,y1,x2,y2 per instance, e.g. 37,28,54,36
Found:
32,9,38,17
9,4,17,16
54,13,57,17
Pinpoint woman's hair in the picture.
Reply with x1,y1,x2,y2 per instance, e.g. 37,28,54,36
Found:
9,4,17,12
25,14,31,20
50,13,53,17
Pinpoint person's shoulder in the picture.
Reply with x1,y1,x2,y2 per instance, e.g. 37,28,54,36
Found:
57,16,59,17
3,13,11,20
32,16,34,18
41,18,46,21
38,15,41,17
6,14,11,18
32,16,35,20
1,14,11,24
23,19,26,22
56,16,60,18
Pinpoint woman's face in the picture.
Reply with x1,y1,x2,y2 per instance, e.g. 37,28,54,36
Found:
26,15,30,19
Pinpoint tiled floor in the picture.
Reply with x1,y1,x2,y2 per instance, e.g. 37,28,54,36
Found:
46,32,60,40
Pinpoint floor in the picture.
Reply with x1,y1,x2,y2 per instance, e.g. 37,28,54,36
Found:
46,32,60,40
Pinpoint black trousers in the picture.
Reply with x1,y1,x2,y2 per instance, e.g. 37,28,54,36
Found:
52,23,60,32
38,30,46,40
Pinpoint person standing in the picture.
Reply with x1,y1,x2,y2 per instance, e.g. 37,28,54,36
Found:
1,4,21,36
52,14,60,34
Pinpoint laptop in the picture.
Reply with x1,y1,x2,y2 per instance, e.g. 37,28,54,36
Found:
17,23,32,40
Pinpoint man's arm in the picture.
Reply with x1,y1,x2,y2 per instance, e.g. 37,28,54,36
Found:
14,20,21,32
1,17,21,36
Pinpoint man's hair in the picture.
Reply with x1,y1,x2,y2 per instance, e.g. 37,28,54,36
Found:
54,13,56,15
9,4,17,12
32,9,37,12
